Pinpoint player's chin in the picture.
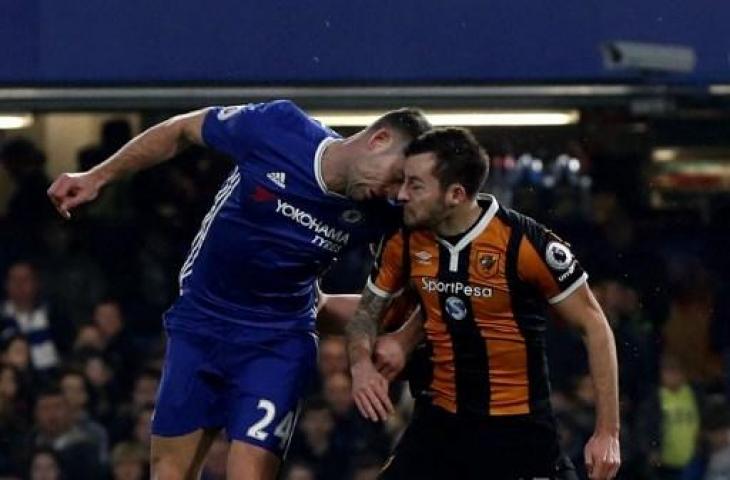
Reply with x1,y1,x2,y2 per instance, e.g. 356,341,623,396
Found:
403,212,421,228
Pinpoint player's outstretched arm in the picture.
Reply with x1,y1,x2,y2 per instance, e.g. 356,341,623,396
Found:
47,108,209,219
552,283,621,480
346,288,394,422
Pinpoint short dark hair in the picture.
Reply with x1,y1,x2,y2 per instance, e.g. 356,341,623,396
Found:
405,127,489,197
35,384,64,404
370,108,432,142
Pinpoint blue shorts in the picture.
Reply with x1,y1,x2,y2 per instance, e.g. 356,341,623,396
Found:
151,326,318,457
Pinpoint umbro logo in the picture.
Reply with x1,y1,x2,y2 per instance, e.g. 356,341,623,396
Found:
267,171,287,189
414,250,433,264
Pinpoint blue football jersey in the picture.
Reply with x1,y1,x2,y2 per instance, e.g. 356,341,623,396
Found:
165,100,398,333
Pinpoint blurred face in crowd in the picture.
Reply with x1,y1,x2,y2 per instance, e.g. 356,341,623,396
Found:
30,451,61,480
113,459,144,480
94,301,124,340
5,262,40,310
133,374,159,409
300,407,335,445
35,394,71,438
352,466,381,480
60,372,89,412
323,372,353,417
3,337,30,371
0,365,18,400
318,336,348,378
284,464,316,480
74,324,105,352
398,153,452,229
574,375,595,406
134,407,154,446
84,356,111,387
661,361,687,391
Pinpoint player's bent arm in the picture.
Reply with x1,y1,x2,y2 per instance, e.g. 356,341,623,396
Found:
347,288,395,422
345,288,390,366
90,108,210,186
48,109,211,218
552,283,619,435
388,305,425,355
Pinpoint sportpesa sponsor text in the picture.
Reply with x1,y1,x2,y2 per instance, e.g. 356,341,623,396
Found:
421,278,493,297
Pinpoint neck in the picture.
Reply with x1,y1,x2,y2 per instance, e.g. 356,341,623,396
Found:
436,200,483,238
320,138,351,195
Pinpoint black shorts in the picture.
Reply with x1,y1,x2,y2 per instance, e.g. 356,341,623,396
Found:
380,403,577,480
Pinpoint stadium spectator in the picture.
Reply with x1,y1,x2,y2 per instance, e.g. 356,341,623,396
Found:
72,323,105,353
280,461,316,480
317,336,349,381
59,369,109,465
25,386,101,478
92,299,139,389
349,454,384,480
702,402,730,480
0,364,28,476
1,261,72,371
288,397,348,480
28,447,64,480
637,356,702,479
323,371,390,460
109,441,147,480
80,352,118,427
0,138,54,229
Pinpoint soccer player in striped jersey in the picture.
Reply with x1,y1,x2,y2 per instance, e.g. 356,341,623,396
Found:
346,127,621,479
48,100,430,480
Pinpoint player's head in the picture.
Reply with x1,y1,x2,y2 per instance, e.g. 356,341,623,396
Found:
397,127,489,228
346,108,431,201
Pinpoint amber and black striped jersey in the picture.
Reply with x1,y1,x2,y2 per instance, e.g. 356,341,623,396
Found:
369,195,587,418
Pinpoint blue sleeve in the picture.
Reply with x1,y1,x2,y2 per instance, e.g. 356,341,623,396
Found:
201,100,299,159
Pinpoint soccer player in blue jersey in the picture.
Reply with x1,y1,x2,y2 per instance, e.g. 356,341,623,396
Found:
47,100,431,480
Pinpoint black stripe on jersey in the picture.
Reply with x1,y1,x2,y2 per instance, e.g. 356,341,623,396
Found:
437,242,490,416
369,229,402,281
406,288,434,401
500,208,552,417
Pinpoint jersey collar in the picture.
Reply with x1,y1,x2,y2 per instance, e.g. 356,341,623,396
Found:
314,136,347,198
436,195,499,272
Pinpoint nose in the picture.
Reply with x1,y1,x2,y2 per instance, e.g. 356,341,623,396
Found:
396,184,409,202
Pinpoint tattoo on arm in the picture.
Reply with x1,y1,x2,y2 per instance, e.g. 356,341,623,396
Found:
346,289,389,362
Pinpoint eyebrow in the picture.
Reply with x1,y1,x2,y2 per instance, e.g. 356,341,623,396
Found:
405,175,425,184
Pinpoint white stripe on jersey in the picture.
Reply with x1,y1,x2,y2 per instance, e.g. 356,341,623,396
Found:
179,167,241,286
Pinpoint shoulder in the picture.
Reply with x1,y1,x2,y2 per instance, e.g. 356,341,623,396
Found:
495,205,545,237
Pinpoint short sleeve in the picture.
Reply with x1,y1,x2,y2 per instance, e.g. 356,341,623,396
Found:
367,231,407,298
517,226,587,304
202,100,299,159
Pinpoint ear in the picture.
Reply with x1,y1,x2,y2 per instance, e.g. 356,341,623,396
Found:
444,184,468,207
366,127,393,151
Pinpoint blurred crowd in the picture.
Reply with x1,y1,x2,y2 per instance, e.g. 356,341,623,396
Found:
0,120,728,480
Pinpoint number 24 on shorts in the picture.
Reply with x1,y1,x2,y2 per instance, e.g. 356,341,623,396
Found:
246,399,295,449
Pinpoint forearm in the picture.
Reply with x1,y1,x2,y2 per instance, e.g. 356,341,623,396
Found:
584,320,620,435
346,290,387,366
347,308,379,365
90,112,204,185
392,306,425,355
